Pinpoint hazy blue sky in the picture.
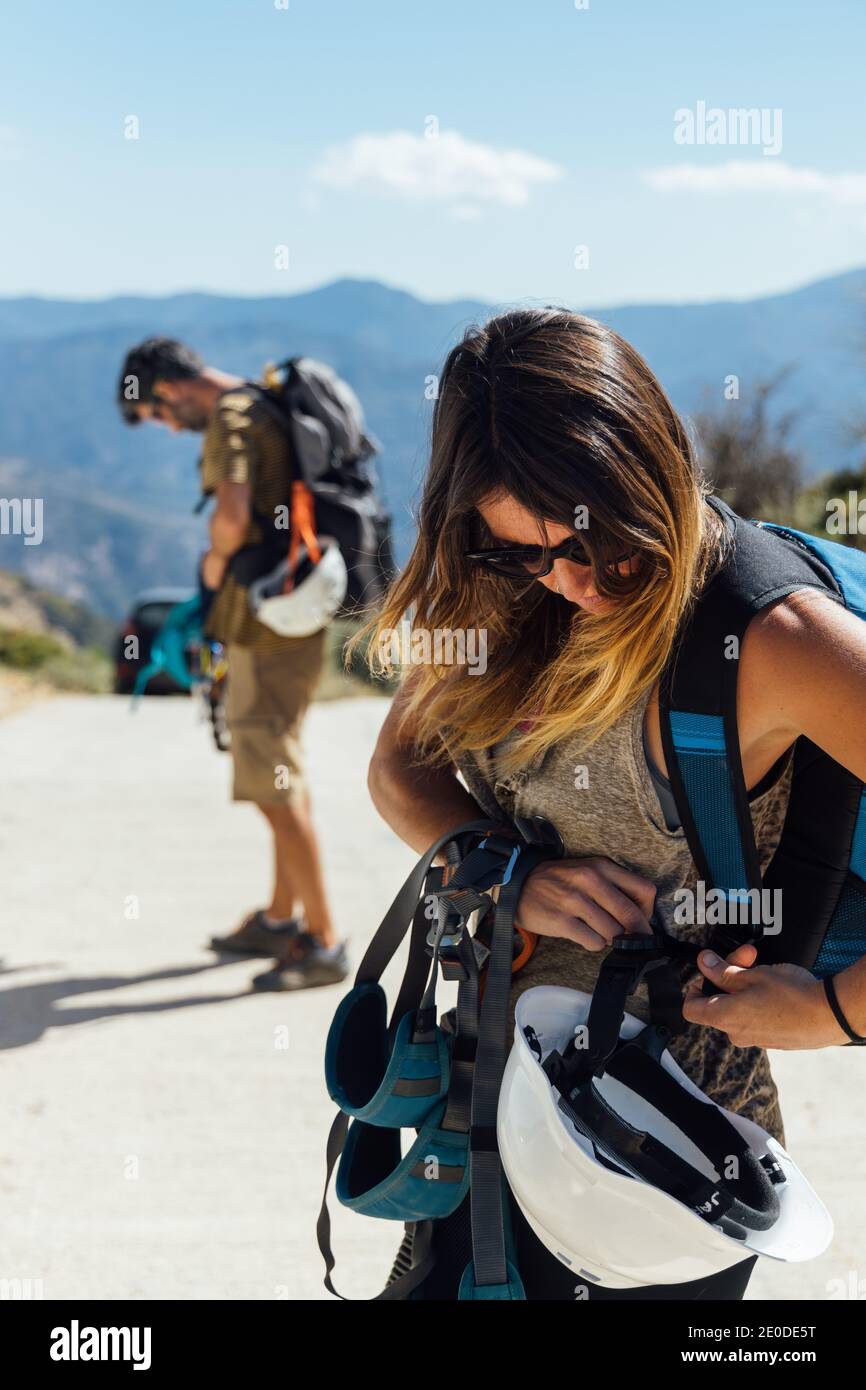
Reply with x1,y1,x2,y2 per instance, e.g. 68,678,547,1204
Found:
1,0,863,305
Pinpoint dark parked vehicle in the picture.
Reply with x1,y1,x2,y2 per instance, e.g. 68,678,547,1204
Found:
114,587,197,695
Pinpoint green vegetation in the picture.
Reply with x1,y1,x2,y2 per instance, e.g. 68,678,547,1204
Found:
314,618,397,702
0,626,111,693
6,575,115,651
40,645,113,693
695,375,866,547
792,468,866,549
0,628,65,670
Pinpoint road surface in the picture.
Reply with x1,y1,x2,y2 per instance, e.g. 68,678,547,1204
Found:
0,694,862,1300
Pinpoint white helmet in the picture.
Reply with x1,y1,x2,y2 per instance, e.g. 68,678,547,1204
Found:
248,537,348,638
498,986,833,1290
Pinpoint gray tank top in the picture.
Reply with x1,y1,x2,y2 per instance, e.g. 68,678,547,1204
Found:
453,683,794,1142
642,722,682,832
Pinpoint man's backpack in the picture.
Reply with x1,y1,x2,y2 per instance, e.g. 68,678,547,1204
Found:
235,357,396,618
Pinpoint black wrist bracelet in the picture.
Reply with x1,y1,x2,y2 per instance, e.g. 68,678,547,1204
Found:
823,974,866,1044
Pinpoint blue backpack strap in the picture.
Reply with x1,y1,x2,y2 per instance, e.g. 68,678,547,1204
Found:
659,561,763,952
756,523,866,979
660,498,859,964
768,524,866,620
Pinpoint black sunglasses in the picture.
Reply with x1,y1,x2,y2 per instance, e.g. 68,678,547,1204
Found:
148,393,174,422
464,535,633,580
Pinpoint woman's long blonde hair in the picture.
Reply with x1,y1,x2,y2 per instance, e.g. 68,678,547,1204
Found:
364,307,726,771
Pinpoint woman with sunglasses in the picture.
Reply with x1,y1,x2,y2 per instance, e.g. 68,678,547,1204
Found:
365,307,866,1300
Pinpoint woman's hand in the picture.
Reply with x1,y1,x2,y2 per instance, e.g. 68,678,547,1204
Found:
515,856,656,950
683,945,849,1049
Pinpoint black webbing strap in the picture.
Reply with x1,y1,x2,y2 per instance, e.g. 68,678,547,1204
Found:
439,934,481,1134
469,845,552,1289
643,950,697,1038
317,1107,352,1300
558,1082,741,1224
549,929,697,1093
355,821,514,1053
581,941,653,1076
397,881,444,1043
605,1041,750,1162
559,1035,780,1234
353,819,503,989
414,836,519,1039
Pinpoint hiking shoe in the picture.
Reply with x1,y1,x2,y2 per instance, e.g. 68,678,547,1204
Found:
251,932,349,992
209,910,302,957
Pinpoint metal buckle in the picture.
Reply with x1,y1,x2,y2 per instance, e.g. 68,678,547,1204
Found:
425,912,466,952
513,815,565,855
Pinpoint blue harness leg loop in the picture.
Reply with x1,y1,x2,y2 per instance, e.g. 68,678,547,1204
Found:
325,984,450,1128
336,1100,470,1221
318,817,564,1299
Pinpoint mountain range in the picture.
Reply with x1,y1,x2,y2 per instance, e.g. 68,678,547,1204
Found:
0,269,863,617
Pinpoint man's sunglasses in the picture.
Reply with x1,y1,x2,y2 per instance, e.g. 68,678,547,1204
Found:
464,535,633,579
147,395,174,422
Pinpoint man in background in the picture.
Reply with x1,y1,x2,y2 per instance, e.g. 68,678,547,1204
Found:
117,337,346,991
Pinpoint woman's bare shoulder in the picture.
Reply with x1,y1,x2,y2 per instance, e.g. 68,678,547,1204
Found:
741,585,866,775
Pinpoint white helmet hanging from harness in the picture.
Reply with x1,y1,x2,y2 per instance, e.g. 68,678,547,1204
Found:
499,977,832,1290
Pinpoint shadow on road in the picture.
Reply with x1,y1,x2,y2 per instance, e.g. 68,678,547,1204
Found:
0,959,261,1050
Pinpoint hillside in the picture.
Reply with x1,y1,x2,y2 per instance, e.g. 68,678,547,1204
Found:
0,569,114,648
0,270,864,616
0,569,114,709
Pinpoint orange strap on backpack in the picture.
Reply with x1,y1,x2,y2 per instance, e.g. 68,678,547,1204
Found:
284,480,320,594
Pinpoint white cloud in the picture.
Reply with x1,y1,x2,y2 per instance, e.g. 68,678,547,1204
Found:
312,129,562,216
642,160,866,206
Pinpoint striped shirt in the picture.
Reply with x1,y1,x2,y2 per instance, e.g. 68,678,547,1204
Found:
200,386,309,653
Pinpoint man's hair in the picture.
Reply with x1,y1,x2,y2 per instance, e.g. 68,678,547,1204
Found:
117,337,204,424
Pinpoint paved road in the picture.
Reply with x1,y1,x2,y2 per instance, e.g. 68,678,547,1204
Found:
0,694,862,1301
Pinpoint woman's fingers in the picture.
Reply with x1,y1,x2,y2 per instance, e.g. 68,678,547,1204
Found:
695,949,754,992
515,855,657,948
683,942,759,998
580,891,648,942
726,942,759,968
556,916,612,951
598,860,658,919
573,861,655,935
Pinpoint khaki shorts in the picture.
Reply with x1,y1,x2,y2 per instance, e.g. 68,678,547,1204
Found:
225,632,326,806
